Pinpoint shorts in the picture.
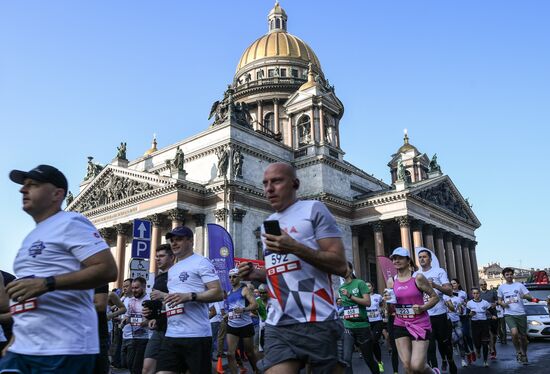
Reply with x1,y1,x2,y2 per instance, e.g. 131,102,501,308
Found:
226,323,255,338
471,320,490,346
155,336,212,374
393,325,432,341
258,319,344,373
504,314,528,336
144,330,165,360
0,351,96,374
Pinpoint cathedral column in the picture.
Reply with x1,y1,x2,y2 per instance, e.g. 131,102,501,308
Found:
351,226,361,279
192,214,206,256
256,100,263,131
319,107,325,144
231,209,247,257
469,241,480,286
444,232,457,279
434,229,448,272
424,224,435,250
372,221,386,294
396,216,413,262
462,239,474,292
148,214,164,274
115,223,130,288
310,108,315,143
453,237,467,289
411,220,424,249
273,99,280,133
169,208,187,229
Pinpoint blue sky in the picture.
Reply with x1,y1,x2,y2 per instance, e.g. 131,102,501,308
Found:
1,1,549,273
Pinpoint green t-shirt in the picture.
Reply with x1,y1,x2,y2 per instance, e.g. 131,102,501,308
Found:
256,297,267,321
338,279,371,329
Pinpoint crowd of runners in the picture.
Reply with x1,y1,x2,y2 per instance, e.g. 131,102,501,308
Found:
0,162,545,374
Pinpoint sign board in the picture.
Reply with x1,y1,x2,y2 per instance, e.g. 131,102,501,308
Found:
129,269,149,281
132,219,152,259
128,258,151,281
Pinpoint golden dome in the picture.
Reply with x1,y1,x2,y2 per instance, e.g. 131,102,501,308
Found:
236,31,322,72
144,135,158,156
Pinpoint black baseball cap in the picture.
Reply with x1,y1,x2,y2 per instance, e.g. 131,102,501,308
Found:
165,226,194,239
9,165,68,196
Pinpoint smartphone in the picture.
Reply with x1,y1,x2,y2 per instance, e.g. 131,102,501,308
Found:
263,220,282,235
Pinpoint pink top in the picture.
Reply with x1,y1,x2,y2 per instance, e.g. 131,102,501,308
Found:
393,275,431,339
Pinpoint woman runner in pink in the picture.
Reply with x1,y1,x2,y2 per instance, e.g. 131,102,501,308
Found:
386,247,440,374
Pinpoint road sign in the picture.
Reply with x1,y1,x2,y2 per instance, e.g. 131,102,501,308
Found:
133,219,152,240
129,269,149,281
131,239,151,259
130,258,150,271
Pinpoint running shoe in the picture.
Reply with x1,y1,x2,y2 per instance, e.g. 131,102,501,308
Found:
516,352,522,362
483,361,489,367
522,354,529,365
378,362,385,373
461,359,468,367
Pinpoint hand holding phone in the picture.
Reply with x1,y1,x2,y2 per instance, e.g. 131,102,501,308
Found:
263,220,282,236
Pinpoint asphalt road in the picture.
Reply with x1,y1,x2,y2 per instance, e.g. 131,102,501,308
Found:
112,337,550,373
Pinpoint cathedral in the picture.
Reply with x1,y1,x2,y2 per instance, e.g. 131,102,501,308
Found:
67,2,481,293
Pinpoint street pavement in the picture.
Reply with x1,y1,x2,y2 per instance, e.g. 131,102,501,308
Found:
112,337,550,373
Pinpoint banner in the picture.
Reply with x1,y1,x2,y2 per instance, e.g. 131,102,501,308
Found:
377,256,397,286
207,223,235,292
234,257,265,270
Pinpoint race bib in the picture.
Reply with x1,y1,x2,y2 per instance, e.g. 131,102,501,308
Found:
367,310,380,319
395,304,415,319
130,314,143,326
505,295,519,304
266,253,301,276
166,303,185,317
343,305,360,320
229,310,243,320
10,298,38,315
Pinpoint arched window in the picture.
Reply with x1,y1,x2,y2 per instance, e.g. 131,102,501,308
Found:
276,19,281,29
264,113,274,132
297,115,311,145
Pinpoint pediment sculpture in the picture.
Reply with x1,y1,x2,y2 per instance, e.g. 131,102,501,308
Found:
414,183,470,220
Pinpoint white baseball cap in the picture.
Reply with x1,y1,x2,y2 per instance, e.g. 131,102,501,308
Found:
228,268,239,276
390,247,410,259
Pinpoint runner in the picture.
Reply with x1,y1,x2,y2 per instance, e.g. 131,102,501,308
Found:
365,281,385,373
121,277,150,374
479,280,498,359
225,268,260,374
142,244,175,374
255,284,268,358
155,225,223,374
414,248,457,374
495,303,506,344
209,299,225,361
466,287,495,367
386,247,440,374
112,278,134,368
443,289,467,367
382,290,400,374
497,267,537,365
339,262,380,374
238,162,347,374
451,278,475,364
0,164,118,374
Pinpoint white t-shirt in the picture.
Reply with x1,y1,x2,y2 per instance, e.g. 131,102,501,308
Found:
496,305,504,318
444,294,464,322
414,266,450,316
165,254,220,338
466,299,492,321
10,211,107,355
263,200,342,326
209,301,224,323
497,282,529,316
122,294,150,340
366,294,383,322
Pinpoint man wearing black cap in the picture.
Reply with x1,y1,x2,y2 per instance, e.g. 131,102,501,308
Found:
155,226,223,374
0,164,118,374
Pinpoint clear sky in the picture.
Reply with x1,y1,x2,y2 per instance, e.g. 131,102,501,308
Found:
1,1,549,273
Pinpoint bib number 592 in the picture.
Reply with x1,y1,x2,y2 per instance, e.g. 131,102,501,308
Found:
271,254,288,265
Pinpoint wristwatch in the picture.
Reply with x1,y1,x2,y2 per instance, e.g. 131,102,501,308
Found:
191,292,197,301
44,276,56,292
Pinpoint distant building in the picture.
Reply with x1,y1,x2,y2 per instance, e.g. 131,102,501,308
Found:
479,263,548,288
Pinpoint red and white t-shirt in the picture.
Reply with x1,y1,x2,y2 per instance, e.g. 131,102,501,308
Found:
263,200,342,326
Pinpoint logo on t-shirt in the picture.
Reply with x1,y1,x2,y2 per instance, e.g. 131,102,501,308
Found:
29,241,45,257
179,272,189,282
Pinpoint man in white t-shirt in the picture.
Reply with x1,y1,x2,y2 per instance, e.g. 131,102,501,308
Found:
121,277,150,374
238,162,347,374
155,226,223,374
0,164,118,374
415,247,457,374
497,267,537,365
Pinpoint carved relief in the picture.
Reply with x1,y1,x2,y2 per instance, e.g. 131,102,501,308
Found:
415,183,469,220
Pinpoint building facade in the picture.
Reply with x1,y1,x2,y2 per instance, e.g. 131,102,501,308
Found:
67,2,481,293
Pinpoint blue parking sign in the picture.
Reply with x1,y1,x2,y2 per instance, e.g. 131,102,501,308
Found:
132,239,151,259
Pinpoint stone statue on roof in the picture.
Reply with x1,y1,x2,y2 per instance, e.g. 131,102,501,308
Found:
429,154,441,173
173,146,185,172
116,142,127,160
